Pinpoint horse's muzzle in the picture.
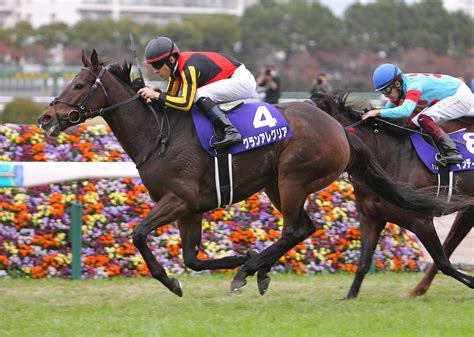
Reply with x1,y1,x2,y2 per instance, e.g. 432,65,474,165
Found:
38,112,61,137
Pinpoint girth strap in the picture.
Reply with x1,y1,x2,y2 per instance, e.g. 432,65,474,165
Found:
214,150,233,208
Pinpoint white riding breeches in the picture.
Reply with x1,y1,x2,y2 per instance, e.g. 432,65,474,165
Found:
412,83,474,126
195,64,257,103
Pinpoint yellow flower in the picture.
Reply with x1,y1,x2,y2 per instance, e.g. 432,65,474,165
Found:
202,219,211,231
0,155,12,161
65,194,76,202
105,246,116,258
56,253,71,264
254,228,266,241
30,132,44,144
0,211,15,222
83,192,99,203
13,193,28,204
203,241,219,253
109,192,127,205
132,255,145,265
3,242,18,254
57,133,68,144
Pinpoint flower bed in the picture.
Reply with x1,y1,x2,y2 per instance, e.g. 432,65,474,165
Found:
0,124,425,278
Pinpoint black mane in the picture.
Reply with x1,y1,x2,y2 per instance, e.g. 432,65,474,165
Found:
108,60,133,87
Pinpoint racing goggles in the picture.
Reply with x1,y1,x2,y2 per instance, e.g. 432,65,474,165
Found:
150,60,166,70
380,85,394,96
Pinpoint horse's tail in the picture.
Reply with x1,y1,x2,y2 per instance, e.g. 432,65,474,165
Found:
344,129,450,215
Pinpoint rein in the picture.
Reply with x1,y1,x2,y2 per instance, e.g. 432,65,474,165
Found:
50,66,170,168
339,104,425,156
341,105,425,135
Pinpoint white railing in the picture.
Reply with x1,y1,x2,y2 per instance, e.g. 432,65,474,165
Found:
0,162,140,187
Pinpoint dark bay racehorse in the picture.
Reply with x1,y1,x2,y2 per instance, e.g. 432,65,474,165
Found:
39,50,453,297
311,92,474,299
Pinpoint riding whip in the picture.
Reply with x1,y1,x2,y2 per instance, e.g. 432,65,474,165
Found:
129,32,145,89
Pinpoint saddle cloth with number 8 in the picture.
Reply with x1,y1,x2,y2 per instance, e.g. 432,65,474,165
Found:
192,102,293,156
410,131,474,174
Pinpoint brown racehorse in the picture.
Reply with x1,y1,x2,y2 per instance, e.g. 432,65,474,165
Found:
38,50,453,297
311,91,474,299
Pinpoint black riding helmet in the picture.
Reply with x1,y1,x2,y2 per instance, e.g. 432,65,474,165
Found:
145,37,180,70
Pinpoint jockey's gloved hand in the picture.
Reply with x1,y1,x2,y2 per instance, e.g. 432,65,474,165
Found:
131,78,146,91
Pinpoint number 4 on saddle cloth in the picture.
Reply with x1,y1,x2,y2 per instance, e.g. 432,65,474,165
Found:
192,102,292,156
191,102,293,208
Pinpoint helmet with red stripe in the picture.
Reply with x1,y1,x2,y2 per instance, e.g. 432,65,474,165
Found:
144,37,179,69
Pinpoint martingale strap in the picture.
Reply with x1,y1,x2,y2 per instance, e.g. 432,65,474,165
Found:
437,166,453,206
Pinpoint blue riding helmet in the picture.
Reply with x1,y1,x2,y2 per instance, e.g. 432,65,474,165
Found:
373,63,403,92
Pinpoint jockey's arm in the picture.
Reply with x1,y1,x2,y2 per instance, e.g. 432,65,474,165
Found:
380,90,419,119
166,77,180,96
158,66,197,111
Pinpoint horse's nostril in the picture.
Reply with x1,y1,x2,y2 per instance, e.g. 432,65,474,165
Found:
38,114,52,125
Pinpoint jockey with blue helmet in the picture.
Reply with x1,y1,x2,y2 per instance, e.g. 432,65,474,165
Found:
138,36,256,149
362,63,473,165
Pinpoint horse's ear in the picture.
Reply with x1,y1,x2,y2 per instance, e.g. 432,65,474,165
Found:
90,49,99,71
81,49,91,67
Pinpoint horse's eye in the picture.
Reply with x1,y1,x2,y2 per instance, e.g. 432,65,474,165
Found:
74,83,84,90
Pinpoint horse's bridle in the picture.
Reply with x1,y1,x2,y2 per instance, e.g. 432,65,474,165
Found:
50,67,140,124
49,65,169,168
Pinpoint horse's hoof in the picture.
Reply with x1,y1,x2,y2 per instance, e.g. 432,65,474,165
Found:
245,250,258,259
169,278,183,297
230,279,247,293
257,275,271,296
407,289,425,298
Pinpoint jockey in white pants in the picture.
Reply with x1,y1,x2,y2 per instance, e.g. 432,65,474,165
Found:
362,63,473,165
138,36,256,149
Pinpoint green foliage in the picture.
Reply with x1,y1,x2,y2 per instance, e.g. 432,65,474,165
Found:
241,0,345,56
7,20,34,49
180,15,241,54
2,97,46,124
0,0,472,90
345,0,474,55
0,0,472,60
36,23,70,49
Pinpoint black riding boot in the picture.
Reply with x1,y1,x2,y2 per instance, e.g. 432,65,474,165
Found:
437,133,463,165
197,97,242,148
418,114,463,166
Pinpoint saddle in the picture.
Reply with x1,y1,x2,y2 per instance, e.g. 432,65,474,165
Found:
191,101,293,208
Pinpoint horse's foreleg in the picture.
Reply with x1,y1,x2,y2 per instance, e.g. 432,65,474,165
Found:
178,214,255,271
344,215,385,300
411,217,474,291
408,208,473,297
132,192,187,297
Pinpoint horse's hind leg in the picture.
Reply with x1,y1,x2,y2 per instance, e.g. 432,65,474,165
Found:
344,215,385,299
409,208,474,297
132,192,188,297
411,217,474,290
178,213,255,271
231,187,316,293
249,183,283,295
